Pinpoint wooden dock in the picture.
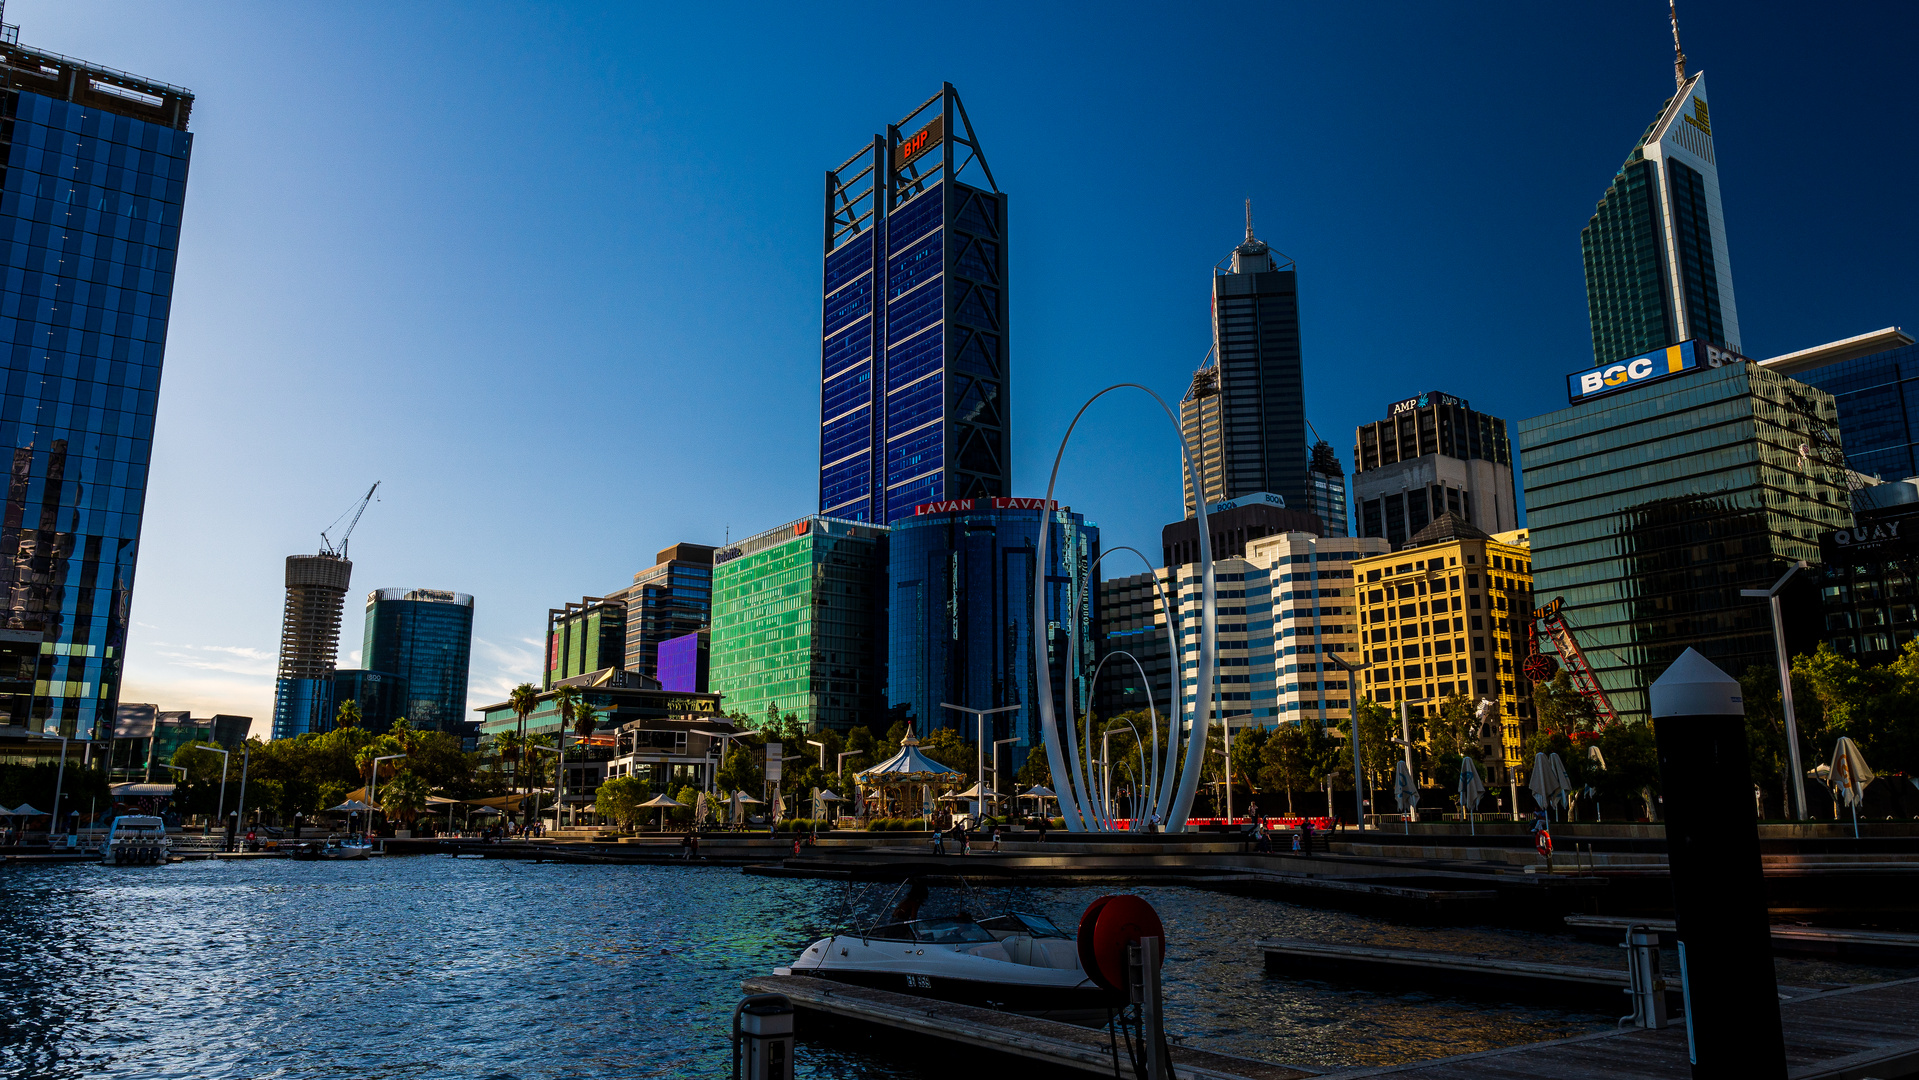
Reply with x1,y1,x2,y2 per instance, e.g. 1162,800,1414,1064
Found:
1311,976,1919,1079
1256,936,1681,1013
1563,914,1919,963
739,973,1321,1079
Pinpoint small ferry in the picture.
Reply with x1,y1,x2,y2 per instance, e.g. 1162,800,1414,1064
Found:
100,815,172,865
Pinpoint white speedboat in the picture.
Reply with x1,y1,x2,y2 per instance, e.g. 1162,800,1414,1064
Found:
289,837,374,861
783,911,1112,1015
100,815,171,865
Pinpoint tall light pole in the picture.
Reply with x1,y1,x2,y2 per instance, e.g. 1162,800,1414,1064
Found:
1742,561,1809,820
941,703,1020,826
368,753,405,830
533,744,562,831
806,739,826,770
27,732,69,837
1325,652,1370,831
1217,712,1252,821
992,737,1020,823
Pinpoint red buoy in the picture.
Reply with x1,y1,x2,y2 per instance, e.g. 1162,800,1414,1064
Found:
1076,894,1165,994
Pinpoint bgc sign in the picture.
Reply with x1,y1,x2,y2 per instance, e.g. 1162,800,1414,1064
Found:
1567,341,1698,403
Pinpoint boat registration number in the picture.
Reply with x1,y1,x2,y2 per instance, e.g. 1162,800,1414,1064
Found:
905,974,932,989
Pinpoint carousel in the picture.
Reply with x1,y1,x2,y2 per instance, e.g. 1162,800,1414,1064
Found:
853,732,963,822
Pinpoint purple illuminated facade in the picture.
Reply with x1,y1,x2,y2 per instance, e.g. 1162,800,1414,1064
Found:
657,630,709,693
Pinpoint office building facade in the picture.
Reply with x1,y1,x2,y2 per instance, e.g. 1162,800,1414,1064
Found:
617,542,715,682
1240,532,1387,728
1095,568,1175,721
272,554,350,740
1765,328,1918,482
819,84,1009,524
1161,494,1324,566
1179,214,1307,515
1353,518,1531,780
1814,480,1919,666
330,668,408,734
1581,48,1741,367
1354,391,1517,549
0,37,193,742
709,515,888,732
364,589,474,739
1520,361,1852,722
1305,440,1348,537
887,499,1098,748
656,629,709,694
545,594,624,686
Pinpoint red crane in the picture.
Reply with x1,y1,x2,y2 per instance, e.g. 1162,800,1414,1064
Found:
1520,596,1620,729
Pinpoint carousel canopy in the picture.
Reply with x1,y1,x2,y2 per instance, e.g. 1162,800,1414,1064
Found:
855,732,963,784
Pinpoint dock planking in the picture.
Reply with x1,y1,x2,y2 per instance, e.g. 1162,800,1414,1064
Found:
1563,914,1919,963
740,973,1321,1079
1255,936,1682,1013
1310,976,1919,1079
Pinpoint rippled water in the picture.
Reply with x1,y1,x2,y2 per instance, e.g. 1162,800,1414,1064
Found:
1,856,1894,1078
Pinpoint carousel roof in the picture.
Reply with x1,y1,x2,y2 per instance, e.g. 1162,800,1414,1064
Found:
855,732,963,784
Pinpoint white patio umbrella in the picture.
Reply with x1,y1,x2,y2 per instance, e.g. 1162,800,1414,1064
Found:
1830,737,1874,838
9,803,46,817
1458,756,1486,835
1530,753,1570,822
638,793,683,832
1392,760,1419,832
769,791,785,829
812,787,845,821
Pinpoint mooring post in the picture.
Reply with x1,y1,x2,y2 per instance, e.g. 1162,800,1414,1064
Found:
1650,648,1785,1078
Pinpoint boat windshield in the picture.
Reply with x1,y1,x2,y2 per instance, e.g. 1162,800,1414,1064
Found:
912,919,996,944
978,912,1071,938
863,923,917,941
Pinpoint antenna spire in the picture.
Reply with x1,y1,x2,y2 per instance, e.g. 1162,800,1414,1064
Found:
1669,0,1688,90
1244,198,1254,241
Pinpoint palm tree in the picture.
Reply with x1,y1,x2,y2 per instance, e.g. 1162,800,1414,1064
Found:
547,685,581,829
334,699,362,732
379,772,430,830
573,700,598,741
508,682,539,798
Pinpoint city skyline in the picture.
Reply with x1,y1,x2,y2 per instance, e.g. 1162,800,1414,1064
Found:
13,1,1908,726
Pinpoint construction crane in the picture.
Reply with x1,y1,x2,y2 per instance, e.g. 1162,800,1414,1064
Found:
1520,596,1620,728
319,481,380,559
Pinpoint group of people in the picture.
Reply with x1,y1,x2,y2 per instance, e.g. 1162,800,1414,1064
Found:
930,822,1006,855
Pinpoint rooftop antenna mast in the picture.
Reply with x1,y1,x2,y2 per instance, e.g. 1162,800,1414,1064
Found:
1244,198,1254,241
1669,0,1688,90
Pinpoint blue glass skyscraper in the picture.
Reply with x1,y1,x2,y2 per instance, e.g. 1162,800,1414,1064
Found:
0,34,193,740
363,589,475,741
820,84,1009,524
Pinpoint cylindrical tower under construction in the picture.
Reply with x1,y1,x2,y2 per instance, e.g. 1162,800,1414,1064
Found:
271,554,351,739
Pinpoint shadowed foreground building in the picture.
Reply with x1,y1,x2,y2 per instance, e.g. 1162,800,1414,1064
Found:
364,589,474,742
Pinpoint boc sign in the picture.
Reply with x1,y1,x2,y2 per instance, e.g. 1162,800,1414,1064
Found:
1567,341,1699,403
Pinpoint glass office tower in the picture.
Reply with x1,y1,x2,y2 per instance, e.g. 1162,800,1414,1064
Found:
886,500,1097,749
819,84,1009,524
1581,65,1741,366
363,589,475,740
0,37,193,740
617,542,714,682
709,516,889,732
1519,362,1850,721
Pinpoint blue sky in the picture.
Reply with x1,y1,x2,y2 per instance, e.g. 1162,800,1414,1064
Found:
14,1,1913,727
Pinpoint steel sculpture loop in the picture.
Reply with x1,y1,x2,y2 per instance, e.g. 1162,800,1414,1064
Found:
1033,384,1216,833
1077,545,1178,827
1080,648,1158,829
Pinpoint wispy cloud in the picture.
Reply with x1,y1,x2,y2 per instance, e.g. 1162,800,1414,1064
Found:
148,643,276,678
469,636,540,706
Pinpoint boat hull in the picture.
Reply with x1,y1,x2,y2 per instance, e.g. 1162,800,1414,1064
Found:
792,966,1117,1017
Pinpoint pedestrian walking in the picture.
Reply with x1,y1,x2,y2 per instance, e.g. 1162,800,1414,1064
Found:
1298,817,1314,858
957,824,969,855
1036,818,1048,843
991,825,1002,852
1531,809,1553,869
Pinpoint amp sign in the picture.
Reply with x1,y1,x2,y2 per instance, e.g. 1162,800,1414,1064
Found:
1567,341,1697,403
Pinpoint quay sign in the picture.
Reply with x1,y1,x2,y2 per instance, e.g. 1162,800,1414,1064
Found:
913,497,1060,516
1820,515,1919,563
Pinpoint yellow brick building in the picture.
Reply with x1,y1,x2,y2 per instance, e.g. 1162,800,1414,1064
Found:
1351,516,1534,781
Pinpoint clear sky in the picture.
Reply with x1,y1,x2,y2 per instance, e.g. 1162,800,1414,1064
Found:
12,1,1913,730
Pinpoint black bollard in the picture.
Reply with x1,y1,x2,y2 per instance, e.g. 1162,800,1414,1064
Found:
1650,648,1785,1078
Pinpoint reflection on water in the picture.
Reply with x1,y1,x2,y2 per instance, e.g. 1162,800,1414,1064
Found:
1,858,1899,1078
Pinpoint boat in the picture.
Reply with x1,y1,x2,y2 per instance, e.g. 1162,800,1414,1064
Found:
782,909,1113,1016
288,837,374,861
100,815,172,865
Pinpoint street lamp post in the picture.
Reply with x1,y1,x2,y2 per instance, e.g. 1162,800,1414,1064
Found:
1325,652,1370,831
940,703,1020,826
806,739,826,770
26,732,69,838
368,753,405,831
1217,712,1252,821
532,743,562,832
992,737,1020,823
1742,562,1809,820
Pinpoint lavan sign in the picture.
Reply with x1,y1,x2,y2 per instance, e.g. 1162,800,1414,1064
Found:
1565,340,1750,404
913,497,1062,516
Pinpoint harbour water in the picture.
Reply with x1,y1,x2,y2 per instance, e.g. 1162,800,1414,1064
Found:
0,857,1896,1078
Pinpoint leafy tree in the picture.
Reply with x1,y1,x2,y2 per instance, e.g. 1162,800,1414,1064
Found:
1794,641,1919,777
334,698,363,731
594,774,646,828
1015,743,1052,788
170,742,231,784
918,726,976,772
1591,722,1660,819
1533,671,1598,736
1261,722,1338,815
1422,693,1486,793
1338,699,1397,802
716,744,763,796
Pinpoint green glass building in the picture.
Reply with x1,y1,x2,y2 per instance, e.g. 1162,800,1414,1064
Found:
709,516,888,733
1581,68,1741,368
1519,362,1851,721
546,596,626,685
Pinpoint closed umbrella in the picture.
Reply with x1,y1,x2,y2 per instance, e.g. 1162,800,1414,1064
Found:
1458,756,1486,835
1530,753,1570,822
694,792,709,829
1830,737,1874,838
638,793,683,833
1392,760,1419,833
